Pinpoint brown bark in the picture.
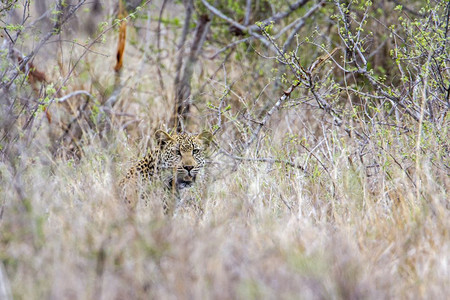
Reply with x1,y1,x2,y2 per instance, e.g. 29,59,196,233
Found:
114,0,127,73
172,13,211,132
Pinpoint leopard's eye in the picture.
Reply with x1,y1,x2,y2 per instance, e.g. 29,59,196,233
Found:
193,148,200,154
176,149,181,156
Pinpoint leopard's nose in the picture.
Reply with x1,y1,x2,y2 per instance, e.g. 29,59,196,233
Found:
184,165,194,172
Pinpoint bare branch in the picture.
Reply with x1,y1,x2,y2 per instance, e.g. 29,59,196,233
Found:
387,0,425,18
1,0,88,90
244,80,301,149
244,0,252,26
200,0,273,49
208,37,251,59
247,0,311,31
56,90,94,103
282,1,324,52
219,148,306,173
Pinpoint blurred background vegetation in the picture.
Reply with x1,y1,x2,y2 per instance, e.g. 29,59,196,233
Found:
0,0,448,298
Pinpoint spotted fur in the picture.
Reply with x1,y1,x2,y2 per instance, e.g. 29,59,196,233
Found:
120,130,213,210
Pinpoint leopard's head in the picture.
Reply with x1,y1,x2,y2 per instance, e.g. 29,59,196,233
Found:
156,130,214,189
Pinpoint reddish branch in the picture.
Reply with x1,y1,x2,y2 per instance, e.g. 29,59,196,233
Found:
114,0,127,73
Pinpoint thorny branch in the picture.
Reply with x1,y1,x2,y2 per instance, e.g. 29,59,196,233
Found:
243,80,301,150
0,1,152,156
243,24,363,149
1,0,87,91
282,1,324,52
333,0,441,123
219,148,306,173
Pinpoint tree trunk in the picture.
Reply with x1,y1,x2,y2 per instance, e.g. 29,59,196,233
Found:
172,13,211,132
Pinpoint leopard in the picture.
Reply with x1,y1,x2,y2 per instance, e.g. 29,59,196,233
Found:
119,129,214,212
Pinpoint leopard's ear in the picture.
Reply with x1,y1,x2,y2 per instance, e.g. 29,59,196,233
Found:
196,131,214,149
155,130,175,145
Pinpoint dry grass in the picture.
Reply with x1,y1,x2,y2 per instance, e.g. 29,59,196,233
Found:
1,1,449,299
1,116,448,299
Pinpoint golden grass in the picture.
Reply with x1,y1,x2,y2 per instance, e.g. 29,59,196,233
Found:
1,124,448,298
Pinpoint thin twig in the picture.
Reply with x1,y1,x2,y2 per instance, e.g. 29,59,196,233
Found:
208,37,251,59
200,0,274,50
56,90,93,102
243,80,301,150
219,148,307,173
283,1,324,52
246,0,311,32
1,0,87,90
